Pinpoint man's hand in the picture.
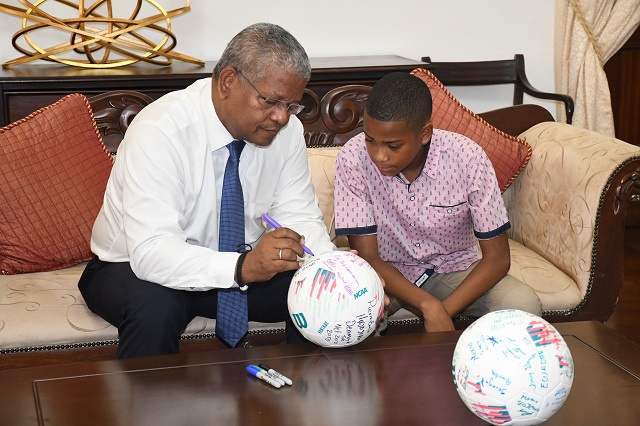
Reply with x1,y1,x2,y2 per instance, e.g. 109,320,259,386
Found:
240,227,306,283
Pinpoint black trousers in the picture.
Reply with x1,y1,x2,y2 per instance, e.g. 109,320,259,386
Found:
78,256,303,359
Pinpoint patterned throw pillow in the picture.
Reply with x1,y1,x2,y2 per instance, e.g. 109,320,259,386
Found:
0,94,113,274
411,68,532,192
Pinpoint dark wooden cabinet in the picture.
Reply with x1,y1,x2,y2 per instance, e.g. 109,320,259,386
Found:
605,26,640,146
0,55,426,126
604,27,640,226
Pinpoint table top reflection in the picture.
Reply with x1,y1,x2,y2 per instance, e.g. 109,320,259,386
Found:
1,321,639,425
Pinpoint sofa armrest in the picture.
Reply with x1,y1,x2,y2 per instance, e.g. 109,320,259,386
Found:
504,122,640,321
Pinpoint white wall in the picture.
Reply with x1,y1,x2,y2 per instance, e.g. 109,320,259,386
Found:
0,0,557,115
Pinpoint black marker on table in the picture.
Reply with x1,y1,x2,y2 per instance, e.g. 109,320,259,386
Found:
258,363,293,386
246,365,281,389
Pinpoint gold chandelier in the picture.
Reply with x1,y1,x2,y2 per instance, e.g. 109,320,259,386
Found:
0,0,204,68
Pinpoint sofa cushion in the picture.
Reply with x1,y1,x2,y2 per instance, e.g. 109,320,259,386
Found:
0,94,114,274
0,238,583,352
0,263,116,349
0,263,285,351
507,239,582,311
307,147,348,248
411,68,532,192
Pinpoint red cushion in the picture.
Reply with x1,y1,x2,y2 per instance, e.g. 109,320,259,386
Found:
0,94,113,274
411,68,532,192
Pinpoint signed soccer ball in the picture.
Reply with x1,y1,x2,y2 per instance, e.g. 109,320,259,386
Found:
452,310,574,425
288,251,384,347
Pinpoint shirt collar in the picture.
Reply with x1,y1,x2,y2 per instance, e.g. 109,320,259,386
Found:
199,78,242,152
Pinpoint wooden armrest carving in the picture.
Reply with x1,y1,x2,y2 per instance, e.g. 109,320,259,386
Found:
298,88,321,124
321,85,371,134
89,90,154,154
303,85,371,147
615,165,640,215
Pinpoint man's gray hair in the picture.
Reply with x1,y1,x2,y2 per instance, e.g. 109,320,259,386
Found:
213,23,310,82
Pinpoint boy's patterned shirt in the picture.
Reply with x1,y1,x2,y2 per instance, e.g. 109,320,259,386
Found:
334,129,510,283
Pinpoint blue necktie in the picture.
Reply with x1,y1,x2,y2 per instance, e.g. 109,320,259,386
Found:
216,139,248,347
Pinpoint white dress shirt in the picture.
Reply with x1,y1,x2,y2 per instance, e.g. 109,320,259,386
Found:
91,78,335,291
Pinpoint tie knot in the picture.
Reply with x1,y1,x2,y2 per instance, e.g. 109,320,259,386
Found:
228,139,245,161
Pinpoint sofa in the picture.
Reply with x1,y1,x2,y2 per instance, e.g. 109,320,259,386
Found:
2,70,639,369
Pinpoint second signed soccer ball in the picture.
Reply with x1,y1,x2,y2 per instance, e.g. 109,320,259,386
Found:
452,310,574,425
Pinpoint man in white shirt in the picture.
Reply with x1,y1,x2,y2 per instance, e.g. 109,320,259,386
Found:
78,23,335,358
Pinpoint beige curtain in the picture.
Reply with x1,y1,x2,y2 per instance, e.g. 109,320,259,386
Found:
555,0,640,136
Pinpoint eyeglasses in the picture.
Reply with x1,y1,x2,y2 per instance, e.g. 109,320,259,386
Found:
235,69,305,115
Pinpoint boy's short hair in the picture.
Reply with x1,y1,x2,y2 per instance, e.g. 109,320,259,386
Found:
366,72,433,131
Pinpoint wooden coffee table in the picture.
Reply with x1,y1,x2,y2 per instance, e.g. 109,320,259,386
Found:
1,321,639,425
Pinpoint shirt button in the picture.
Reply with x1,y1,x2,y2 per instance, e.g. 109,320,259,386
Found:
410,196,415,201
410,222,416,227
216,278,221,284
415,243,421,248
447,208,452,213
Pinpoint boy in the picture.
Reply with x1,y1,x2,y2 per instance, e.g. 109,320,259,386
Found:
334,72,541,333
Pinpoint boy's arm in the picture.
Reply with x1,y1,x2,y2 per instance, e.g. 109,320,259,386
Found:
348,234,454,333
441,232,511,316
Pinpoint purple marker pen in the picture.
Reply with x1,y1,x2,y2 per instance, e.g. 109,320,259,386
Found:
261,213,315,256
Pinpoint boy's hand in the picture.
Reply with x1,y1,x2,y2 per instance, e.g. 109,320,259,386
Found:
420,299,455,332
378,274,390,307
